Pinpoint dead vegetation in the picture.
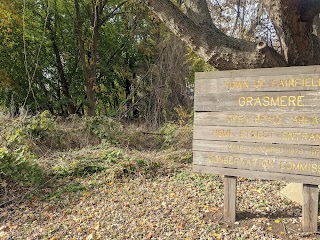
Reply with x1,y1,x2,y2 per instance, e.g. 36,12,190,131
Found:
0,114,319,239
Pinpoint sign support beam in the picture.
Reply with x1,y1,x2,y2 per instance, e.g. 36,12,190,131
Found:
224,176,237,224
302,184,319,232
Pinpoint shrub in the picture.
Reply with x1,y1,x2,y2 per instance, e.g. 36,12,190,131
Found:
1,126,43,186
86,116,123,144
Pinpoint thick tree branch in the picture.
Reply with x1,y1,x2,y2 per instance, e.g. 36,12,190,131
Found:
182,0,217,30
141,0,287,70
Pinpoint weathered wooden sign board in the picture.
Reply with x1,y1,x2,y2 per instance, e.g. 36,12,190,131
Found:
193,65,320,232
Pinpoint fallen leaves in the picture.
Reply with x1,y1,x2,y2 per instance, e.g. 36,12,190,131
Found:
0,147,311,240
275,218,281,223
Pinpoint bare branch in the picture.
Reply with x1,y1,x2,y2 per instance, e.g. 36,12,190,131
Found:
231,0,241,36
99,0,129,27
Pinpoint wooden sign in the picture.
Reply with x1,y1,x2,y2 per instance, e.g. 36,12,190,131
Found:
193,65,320,232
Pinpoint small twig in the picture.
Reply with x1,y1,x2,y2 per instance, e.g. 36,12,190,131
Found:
286,226,298,233
282,221,289,239
141,131,165,136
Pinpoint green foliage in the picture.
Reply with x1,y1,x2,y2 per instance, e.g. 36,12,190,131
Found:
53,159,107,177
1,128,43,186
158,123,177,149
0,111,57,185
26,110,55,139
172,171,191,181
174,105,193,126
51,146,162,180
179,152,193,164
101,149,123,164
0,0,198,123
185,48,215,84
86,116,123,144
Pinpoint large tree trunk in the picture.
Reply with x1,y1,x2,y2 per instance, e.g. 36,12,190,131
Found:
262,0,320,66
140,0,320,69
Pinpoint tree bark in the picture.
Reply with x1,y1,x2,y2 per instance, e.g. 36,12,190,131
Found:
74,0,128,116
141,0,320,69
48,22,76,115
74,0,96,116
182,0,216,29
262,0,320,65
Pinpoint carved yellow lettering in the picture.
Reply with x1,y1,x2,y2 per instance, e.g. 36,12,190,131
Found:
253,97,261,106
213,130,232,138
299,163,308,171
280,96,287,106
304,78,311,87
239,97,245,107
246,97,253,106
312,117,319,124
279,80,285,87
270,96,280,106
280,161,286,169
312,164,318,172
225,81,249,89
302,133,308,141
286,79,295,87
288,96,296,106
288,132,295,140
297,96,304,106
286,162,293,170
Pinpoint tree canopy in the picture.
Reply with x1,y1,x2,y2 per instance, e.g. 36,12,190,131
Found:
0,0,205,123
2,0,318,119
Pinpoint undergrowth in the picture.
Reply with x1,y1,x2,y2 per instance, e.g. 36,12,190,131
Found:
0,112,193,187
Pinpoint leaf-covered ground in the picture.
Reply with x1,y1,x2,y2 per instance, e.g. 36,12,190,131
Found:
1,145,319,240
0,116,319,239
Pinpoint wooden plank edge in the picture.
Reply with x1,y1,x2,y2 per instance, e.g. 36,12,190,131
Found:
195,65,320,79
193,165,320,185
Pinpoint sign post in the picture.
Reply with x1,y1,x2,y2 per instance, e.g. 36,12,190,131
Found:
193,65,320,232
223,176,237,224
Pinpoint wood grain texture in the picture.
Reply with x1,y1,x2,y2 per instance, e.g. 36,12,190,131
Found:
224,176,237,224
193,165,320,184
194,112,320,129
302,184,319,232
193,65,320,184
195,65,320,80
193,65,320,234
195,74,320,94
193,140,320,159
194,91,320,112
193,151,320,176
193,126,320,145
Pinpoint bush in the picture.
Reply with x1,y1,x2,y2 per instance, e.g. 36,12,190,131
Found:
1,125,43,186
86,116,123,145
